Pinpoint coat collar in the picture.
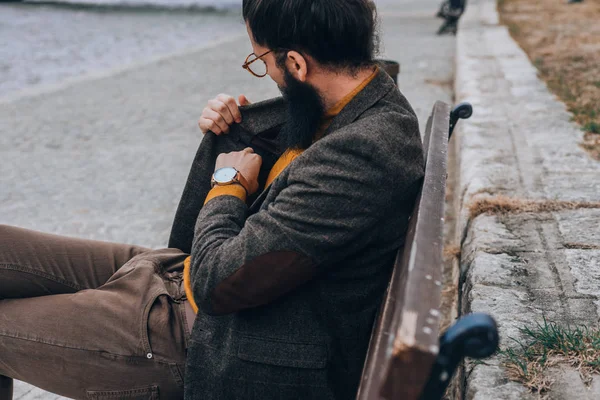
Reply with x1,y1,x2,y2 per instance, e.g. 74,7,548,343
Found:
323,67,396,137
238,67,396,139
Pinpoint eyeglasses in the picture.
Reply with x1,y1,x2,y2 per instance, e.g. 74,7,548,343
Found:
242,50,273,78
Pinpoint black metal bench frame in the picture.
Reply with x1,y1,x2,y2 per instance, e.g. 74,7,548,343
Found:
356,101,498,400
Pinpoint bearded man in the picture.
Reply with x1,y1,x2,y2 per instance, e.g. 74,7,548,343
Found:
0,1,424,399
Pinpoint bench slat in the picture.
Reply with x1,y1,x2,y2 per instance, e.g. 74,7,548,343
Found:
357,101,451,400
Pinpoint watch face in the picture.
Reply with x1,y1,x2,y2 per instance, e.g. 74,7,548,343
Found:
214,167,237,183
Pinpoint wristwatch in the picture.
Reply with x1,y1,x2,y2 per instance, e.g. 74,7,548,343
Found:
211,167,250,194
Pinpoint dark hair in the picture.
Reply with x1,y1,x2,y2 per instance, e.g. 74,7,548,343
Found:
243,0,379,72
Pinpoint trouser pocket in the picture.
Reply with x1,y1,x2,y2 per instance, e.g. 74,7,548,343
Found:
139,251,188,365
142,291,172,360
144,290,188,367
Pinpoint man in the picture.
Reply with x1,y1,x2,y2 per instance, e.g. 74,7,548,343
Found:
436,0,467,35
0,0,424,399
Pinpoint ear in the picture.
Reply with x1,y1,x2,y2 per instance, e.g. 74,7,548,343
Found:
285,51,308,82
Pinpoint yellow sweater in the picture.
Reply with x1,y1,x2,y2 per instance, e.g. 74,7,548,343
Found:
183,68,378,313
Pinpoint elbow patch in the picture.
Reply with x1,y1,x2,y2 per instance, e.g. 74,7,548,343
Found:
207,251,318,315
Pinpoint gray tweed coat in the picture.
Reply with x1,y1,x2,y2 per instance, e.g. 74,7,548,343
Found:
171,69,424,400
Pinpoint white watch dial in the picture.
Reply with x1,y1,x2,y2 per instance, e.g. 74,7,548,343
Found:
214,167,238,183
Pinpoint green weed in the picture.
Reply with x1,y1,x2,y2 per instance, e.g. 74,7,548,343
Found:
500,317,600,393
583,121,600,134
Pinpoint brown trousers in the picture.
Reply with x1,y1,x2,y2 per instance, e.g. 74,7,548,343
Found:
0,225,191,400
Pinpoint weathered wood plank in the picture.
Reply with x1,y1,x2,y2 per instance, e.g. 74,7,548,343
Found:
357,101,451,400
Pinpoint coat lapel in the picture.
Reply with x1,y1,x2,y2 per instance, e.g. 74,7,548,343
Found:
168,98,286,253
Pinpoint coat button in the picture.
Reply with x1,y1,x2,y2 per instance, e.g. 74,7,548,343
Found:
146,353,153,359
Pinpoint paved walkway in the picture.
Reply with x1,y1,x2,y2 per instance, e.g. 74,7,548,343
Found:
1,1,455,398
454,0,600,398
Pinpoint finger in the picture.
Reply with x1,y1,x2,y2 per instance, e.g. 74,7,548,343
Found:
198,118,208,134
199,117,222,135
198,116,220,135
208,99,235,125
243,147,254,154
206,108,231,134
217,94,242,123
238,94,252,107
202,109,230,134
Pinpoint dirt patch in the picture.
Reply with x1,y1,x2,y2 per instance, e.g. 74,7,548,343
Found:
469,195,600,219
498,0,600,160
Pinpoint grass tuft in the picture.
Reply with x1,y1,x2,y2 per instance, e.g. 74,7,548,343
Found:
443,244,462,260
468,196,600,220
500,318,600,393
584,122,600,134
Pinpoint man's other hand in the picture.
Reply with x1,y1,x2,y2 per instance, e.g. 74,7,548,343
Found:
215,148,262,195
198,94,252,135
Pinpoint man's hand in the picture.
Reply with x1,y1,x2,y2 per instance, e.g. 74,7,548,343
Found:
215,147,262,195
198,94,252,135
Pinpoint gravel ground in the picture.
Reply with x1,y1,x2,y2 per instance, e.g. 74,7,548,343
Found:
0,2,243,97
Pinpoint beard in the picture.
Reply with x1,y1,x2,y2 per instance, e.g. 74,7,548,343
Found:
277,68,325,151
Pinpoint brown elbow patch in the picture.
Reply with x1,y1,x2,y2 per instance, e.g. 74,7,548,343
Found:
210,251,318,315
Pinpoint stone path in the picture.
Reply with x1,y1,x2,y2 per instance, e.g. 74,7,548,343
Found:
454,0,600,398
1,0,455,398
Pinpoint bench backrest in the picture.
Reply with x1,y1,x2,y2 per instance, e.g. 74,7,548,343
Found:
357,101,451,400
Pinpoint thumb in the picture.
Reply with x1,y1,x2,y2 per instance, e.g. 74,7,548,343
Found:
238,95,252,106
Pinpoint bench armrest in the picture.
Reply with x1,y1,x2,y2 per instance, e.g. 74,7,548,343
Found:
419,313,499,400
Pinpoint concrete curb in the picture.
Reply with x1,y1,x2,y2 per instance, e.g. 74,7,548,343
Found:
453,0,600,398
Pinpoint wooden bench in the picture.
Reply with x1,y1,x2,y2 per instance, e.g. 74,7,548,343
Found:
356,101,499,400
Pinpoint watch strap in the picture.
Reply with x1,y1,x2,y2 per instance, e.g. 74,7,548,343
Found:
234,172,251,195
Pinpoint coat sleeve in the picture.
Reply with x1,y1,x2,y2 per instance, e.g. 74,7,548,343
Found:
189,114,424,316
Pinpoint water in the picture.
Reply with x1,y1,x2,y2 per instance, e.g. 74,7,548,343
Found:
0,0,245,97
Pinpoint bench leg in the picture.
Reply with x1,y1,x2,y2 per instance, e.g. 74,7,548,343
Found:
0,376,12,400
